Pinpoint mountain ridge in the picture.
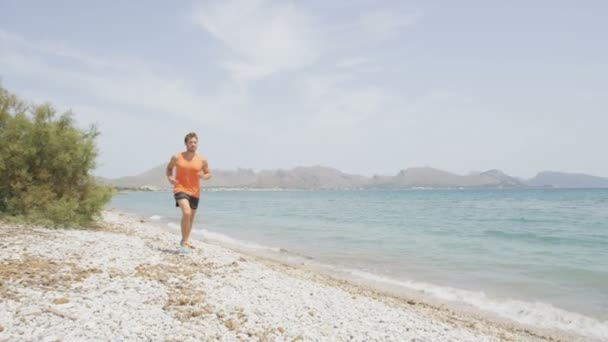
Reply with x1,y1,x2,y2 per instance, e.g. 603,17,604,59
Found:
98,164,608,190
527,171,608,188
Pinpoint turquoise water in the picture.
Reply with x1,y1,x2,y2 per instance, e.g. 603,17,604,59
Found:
109,189,608,336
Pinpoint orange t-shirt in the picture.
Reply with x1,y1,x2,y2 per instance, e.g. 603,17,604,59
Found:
173,153,204,198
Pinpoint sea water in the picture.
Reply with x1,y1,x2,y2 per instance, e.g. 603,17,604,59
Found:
109,189,608,338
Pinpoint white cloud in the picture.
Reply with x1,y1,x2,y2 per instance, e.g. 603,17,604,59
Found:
193,0,322,81
359,9,423,40
305,73,355,101
1,29,150,72
310,85,391,128
335,56,384,74
336,57,369,68
0,30,247,129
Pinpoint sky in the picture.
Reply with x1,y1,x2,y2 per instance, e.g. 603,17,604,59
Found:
1,1,607,179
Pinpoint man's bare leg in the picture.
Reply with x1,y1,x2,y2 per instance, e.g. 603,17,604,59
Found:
185,209,197,246
177,199,192,245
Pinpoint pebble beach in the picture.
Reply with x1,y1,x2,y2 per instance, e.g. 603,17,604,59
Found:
0,210,593,341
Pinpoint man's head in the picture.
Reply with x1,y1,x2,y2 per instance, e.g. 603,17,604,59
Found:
184,132,198,152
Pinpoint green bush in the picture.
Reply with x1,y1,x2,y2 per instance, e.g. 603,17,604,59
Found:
0,86,112,227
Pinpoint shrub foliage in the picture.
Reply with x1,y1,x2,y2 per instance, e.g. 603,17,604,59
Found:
0,86,112,226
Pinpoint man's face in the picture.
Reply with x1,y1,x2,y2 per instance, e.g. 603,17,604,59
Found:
185,138,198,152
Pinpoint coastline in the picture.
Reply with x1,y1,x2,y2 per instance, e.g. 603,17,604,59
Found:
0,210,596,341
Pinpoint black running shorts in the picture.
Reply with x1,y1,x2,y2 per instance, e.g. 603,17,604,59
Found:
174,192,199,210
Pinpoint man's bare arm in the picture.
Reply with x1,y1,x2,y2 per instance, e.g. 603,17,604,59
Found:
199,159,211,180
166,155,178,185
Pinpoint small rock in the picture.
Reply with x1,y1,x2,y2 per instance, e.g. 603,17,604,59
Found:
277,326,285,334
407,300,416,305
53,297,70,304
190,310,203,318
224,319,239,331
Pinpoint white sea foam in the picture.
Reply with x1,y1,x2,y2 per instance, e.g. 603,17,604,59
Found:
167,222,180,231
199,229,281,253
345,269,608,341
149,215,162,220
165,224,282,253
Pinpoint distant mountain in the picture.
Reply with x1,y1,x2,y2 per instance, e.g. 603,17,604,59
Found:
204,168,257,188
368,167,526,189
253,166,367,189
108,164,168,189
107,165,260,190
527,171,608,188
104,164,367,190
103,164,533,190
480,169,526,187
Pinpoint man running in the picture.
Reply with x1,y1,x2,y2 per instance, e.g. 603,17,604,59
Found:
166,132,211,253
